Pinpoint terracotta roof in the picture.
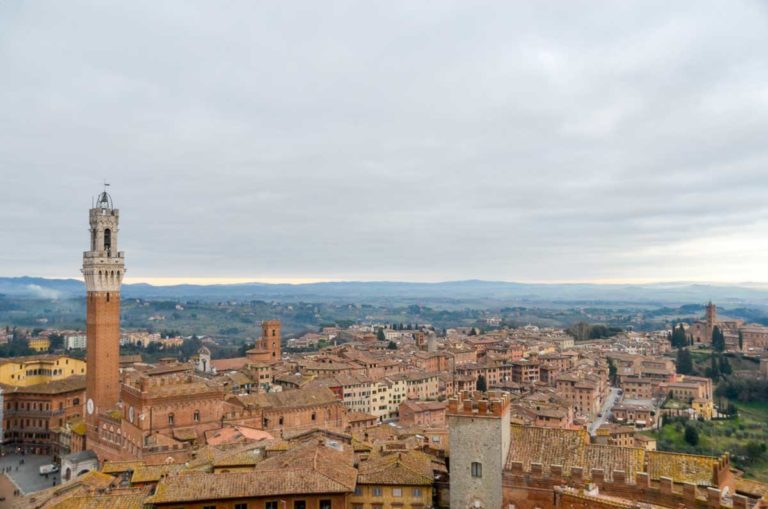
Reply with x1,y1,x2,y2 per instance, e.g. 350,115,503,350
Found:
1,375,86,394
237,387,340,409
212,357,249,372
505,426,645,482
357,451,434,486
101,461,146,475
46,492,148,509
13,471,118,509
148,443,356,504
646,451,717,486
130,464,184,484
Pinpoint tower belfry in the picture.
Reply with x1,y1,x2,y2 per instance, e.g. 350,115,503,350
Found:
82,187,125,429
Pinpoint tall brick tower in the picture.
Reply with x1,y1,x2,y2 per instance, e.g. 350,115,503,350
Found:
706,301,717,344
262,320,281,361
82,188,125,428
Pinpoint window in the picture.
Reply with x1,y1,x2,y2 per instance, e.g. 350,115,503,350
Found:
311,412,316,421
194,410,200,422
235,504,248,509
265,502,278,509
104,229,112,251
412,488,422,497
320,500,332,509
203,506,216,509
372,487,383,497
278,416,284,426
168,413,174,426
73,398,80,405
293,502,306,509
354,486,362,496
471,462,482,478
392,488,402,497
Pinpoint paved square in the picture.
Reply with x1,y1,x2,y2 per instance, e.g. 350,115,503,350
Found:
0,454,60,496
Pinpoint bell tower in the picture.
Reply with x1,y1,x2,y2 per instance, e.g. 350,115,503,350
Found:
262,320,281,361
82,187,125,429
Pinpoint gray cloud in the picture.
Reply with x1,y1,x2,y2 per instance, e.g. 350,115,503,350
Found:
1,0,768,283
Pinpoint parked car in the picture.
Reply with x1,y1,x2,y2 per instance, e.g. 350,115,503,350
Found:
39,464,59,475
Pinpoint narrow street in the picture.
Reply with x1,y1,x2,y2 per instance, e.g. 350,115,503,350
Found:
589,387,621,435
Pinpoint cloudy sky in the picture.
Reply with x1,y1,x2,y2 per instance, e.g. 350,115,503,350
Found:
1,1,768,284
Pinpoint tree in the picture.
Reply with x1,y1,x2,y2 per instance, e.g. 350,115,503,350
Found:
568,322,592,341
676,348,693,375
180,336,203,360
718,355,732,375
48,333,64,351
684,424,699,446
387,340,398,350
377,328,386,342
607,358,618,384
670,324,688,349
712,326,725,352
707,353,720,381
476,374,487,392
744,441,766,464
738,330,744,351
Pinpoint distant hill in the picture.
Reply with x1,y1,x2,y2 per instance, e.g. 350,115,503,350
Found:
3,277,768,306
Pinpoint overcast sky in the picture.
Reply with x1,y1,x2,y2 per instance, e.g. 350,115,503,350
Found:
1,1,768,284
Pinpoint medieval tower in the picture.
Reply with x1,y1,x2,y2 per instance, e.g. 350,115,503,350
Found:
706,301,717,343
82,189,125,430
448,391,512,509
262,319,281,361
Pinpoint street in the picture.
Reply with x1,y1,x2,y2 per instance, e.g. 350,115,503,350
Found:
589,387,621,435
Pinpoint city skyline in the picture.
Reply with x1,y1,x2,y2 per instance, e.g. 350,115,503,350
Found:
2,1,768,284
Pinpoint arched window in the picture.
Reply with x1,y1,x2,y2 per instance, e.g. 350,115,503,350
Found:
193,410,200,422
104,229,112,251
168,413,174,426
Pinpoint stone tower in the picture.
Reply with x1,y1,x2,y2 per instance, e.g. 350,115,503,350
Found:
448,391,511,509
706,302,717,343
262,320,281,361
82,189,125,428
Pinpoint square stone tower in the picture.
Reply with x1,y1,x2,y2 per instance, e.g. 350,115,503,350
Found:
448,390,511,509
82,189,125,432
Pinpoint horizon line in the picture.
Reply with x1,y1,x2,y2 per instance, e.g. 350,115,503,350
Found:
9,275,768,287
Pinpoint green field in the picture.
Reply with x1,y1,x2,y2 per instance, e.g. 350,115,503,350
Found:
646,402,768,482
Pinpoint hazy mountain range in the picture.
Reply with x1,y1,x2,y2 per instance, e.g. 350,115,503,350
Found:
3,277,768,307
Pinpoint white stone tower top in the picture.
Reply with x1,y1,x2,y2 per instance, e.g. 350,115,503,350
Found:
82,187,126,292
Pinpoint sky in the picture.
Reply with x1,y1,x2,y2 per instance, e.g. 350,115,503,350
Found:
1,1,768,285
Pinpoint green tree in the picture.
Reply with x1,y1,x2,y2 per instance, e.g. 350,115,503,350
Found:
670,324,688,349
607,358,618,384
744,441,766,464
180,335,203,361
684,424,699,446
377,328,386,342
476,374,488,392
738,330,744,351
712,326,725,352
707,353,720,380
387,340,398,350
676,348,693,375
718,355,732,375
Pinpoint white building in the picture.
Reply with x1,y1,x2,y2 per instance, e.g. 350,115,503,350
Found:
65,334,87,350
